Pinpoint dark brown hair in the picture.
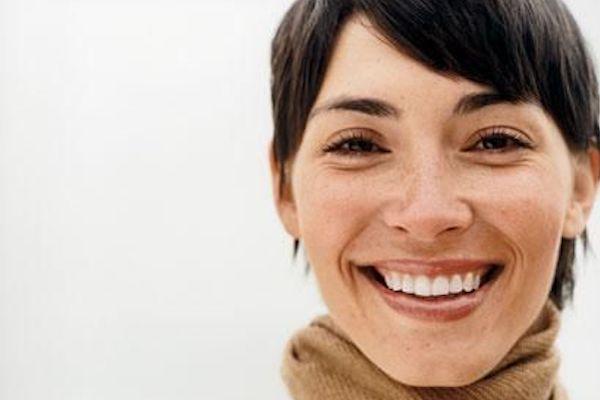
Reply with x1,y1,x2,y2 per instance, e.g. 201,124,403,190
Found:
270,0,600,309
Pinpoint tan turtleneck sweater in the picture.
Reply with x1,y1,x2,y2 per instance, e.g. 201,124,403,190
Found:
282,299,567,400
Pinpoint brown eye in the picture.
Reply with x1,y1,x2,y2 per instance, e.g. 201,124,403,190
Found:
471,129,533,153
340,138,379,153
323,130,389,157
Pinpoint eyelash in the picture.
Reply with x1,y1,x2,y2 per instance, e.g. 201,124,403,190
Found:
322,130,389,157
322,128,533,157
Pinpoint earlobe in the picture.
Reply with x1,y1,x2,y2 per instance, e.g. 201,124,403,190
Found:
268,141,301,239
562,147,600,239
562,204,584,239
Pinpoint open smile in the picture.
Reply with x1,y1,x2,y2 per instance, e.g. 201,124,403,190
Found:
358,264,505,322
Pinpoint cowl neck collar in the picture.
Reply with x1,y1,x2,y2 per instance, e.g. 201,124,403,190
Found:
282,299,568,400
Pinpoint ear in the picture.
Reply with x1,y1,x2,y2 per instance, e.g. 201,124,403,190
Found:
268,141,300,239
562,147,600,239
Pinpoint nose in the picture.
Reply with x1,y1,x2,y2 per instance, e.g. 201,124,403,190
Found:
380,155,474,243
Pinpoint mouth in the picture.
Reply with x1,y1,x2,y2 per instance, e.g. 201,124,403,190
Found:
360,263,504,299
358,263,505,321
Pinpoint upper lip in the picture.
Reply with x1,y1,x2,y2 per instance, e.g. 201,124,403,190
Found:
360,259,503,277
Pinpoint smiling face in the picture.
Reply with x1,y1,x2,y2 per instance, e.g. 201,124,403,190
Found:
270,15,599,386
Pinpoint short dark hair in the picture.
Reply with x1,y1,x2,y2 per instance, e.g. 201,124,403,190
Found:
270,0,600,310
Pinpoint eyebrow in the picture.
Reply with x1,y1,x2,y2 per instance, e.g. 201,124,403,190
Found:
452,91,524,115
308,91,525,121
308,96,401,120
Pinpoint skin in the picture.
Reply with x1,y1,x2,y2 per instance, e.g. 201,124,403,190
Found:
270,15,600,387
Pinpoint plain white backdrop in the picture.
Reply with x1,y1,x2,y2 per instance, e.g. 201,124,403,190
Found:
0,0,598,399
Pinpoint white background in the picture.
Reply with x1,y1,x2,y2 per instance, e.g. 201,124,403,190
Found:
0,0,598,399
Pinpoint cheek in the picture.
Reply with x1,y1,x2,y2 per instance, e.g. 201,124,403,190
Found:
475,169,566,290
295,161,568,299
295,171,374,270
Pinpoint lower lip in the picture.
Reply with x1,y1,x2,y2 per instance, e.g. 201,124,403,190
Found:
364,269,500,322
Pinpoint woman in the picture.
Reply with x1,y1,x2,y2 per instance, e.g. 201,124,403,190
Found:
268,0,600,398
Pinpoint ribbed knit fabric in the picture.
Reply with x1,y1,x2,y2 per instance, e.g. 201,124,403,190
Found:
282,299,567,400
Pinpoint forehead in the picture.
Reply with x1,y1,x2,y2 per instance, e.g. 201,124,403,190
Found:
314,15,488,113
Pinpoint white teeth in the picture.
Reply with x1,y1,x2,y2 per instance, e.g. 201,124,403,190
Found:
414,276,432,296
378,268,488,297
385,272,403,291
449,274,463,294
463,272,474,292
431,276,450,296
402,274,414,294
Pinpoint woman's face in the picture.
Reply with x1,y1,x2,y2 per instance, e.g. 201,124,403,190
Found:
271,16,598,386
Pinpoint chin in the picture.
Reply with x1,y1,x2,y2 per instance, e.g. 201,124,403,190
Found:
377,354,492,387
394,373,481,388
